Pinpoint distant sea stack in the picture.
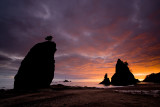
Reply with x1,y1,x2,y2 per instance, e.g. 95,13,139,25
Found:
143,72,160,83
111,59,138,86
99,73,110,85
14,36,57,89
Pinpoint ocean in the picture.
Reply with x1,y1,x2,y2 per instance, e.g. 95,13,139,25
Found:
51,81,125,88
0,78,125,89
1,78,156,90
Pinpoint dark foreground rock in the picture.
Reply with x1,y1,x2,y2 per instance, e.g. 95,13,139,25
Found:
99,73,110,85
111,59,138,86
14,38,56,89
143,72,160,83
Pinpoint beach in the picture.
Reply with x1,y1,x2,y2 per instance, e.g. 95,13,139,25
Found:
0,83,160,107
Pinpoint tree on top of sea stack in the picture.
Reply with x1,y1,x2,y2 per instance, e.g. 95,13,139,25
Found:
111,59,138,86
45,36,53,41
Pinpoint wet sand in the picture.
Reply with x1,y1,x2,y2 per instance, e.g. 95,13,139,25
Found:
0,84,160,107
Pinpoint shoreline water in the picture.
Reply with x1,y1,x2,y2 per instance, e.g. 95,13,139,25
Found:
51,81,127,89
0,80,121,89
1,81,159,90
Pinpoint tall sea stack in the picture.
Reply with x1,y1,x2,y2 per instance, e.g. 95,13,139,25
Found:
111,59,137,86
14,36,57,89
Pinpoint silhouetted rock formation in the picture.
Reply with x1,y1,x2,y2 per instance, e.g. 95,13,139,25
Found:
143,72,160,83
111,59,137,86
99,73,110,85
14,36,57,89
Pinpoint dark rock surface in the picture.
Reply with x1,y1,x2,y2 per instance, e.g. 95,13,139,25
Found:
111,59,137,86
14,39,56,89
143,72,160,83
99,73,110,85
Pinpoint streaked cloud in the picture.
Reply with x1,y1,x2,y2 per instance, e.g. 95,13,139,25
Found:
0,0,160,81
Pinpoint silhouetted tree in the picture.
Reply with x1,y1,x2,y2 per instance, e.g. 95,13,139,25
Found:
45,36,53,41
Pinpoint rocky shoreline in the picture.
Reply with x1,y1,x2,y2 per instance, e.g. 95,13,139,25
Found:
0,84,160,107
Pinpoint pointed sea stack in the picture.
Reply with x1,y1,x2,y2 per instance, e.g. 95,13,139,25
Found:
99,73,110,85
111,59,137,86
14,36,57,89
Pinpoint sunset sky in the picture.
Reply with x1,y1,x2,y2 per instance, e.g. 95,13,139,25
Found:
0,0,160,82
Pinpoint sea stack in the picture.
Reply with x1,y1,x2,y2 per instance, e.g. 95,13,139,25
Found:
14,36,57,89
99,73,110,85
111,59,137,86
143,72,160,83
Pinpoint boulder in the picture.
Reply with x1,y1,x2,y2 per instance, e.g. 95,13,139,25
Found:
143,72,160,83
14,38,57,89
99,73,110,85
111,59,137,86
